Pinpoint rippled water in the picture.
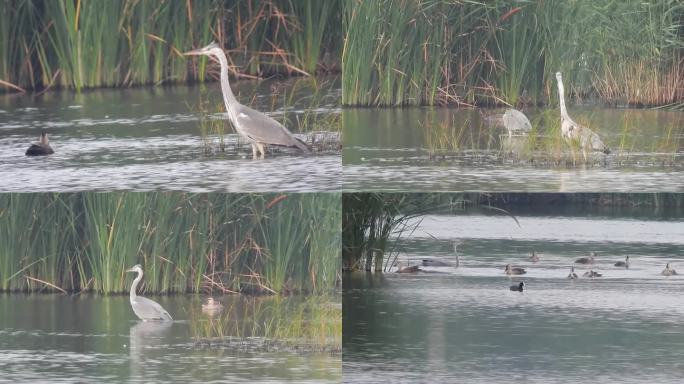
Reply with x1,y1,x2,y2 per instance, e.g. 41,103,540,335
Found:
0,77,341,192
343,210,684,383
342,107,684,192
0,295,340,383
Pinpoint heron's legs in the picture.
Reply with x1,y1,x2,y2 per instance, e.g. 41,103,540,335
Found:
251,142,266,159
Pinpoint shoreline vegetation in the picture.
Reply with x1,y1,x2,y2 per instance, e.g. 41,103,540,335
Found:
342,0,684,107
0,0,341,93
0,192,341,295
342,193,684,271
4,1,682,110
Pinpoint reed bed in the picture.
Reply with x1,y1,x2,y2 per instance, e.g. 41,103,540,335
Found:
0,0,341,92
0,192,341,294
342,0,684,107
190,295,341,352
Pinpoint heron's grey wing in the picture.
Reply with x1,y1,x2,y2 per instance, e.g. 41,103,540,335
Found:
132,296,173,320
503,109,532,132
235,105,303,148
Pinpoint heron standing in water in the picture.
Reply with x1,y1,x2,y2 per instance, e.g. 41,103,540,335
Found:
555,72,610,159
184,42,310,159
126,264,173,321
502,109,532,139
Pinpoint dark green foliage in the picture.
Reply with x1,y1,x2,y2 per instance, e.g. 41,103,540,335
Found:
0,192,340,294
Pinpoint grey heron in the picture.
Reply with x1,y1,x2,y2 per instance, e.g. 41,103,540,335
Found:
25,132,54,156
421,242,460,267
555,72,610,158
662,263,677,276
509,281,525,292
567,266,579,279
184,42,310,159
504,264,527,275
502,109,532,138
125,264,173,321
614,255,630,268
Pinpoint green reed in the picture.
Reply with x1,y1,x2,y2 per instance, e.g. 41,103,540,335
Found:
342,0,684,107
0,193,340,294
190,295,341,351
0,0,341,92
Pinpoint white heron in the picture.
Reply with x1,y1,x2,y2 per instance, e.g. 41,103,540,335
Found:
184,42,310,159
125,264,173,321
555,72,610,158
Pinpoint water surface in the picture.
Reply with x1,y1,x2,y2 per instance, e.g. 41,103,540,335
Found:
0,294,340,383
343,107,684,192
344,209,684,383
0,77,340,192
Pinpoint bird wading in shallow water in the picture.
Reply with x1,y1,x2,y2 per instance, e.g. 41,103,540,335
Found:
184,42,310,159
555,72,610,160
126,264,173,321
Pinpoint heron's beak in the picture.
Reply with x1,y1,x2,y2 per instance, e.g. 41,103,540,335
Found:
125,267,135,272
183,48,205,56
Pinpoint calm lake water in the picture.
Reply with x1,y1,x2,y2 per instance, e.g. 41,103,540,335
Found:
343,107,684,192
0,77,340,192
343,209,684,383
0,294,340,383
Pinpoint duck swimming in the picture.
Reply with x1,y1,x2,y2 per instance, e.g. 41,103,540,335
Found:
575,252,596,264
528,251,540,263
662,263,678,276
504,264,527,275
25,132,54,156
509,281,525,292
201,297,224,314
583,270,602,278
396,263,422,274
614,256,630,268
567,266,579,279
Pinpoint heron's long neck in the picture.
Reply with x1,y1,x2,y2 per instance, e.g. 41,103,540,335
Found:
557,78,569,120
130,271,142,301
216,51,238,115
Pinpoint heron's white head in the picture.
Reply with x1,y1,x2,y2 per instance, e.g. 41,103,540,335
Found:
555,72,562,81
183,42,224,58
125,264,142,273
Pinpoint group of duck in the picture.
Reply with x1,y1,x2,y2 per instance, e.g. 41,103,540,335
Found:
396,246,679,294
506,252,678,292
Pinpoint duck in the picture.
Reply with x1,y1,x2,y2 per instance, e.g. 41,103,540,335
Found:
201,297,224,314
509,281,525,292
396,263,422,274
575,252,597,264
528,251,540,263
614,256,630,268
583,270,602,278
25,132,55,156
504,264,527,275
567,266,579,279
662,263,678,276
